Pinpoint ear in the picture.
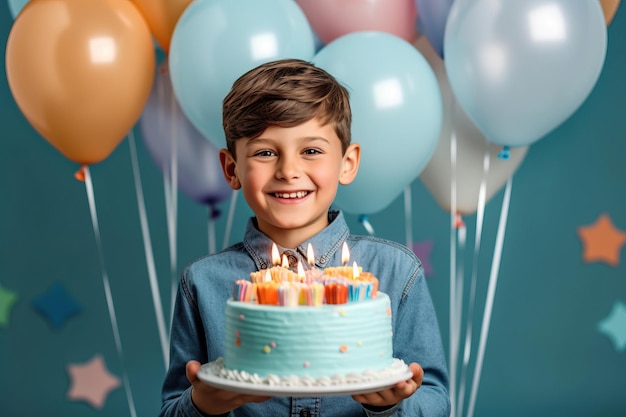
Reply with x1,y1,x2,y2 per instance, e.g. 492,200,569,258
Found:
339,143,361,185
219,148,241,190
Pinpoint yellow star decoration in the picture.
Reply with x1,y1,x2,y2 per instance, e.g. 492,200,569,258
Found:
577,213,626,266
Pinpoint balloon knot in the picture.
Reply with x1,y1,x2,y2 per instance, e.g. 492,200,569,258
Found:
497,146,511,160
209,205,221,220
74,165,87,182
358,214,375,236
455,213,465,229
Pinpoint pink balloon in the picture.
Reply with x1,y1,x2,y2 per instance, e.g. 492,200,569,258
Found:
296,0,418,44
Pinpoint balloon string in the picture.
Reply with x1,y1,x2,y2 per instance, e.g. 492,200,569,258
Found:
448,117,460,417
208,208,216,254
163,172,179,326
403,185,413,248
83,166,137,417
166,81,179,327
465,177,513,417
455,218,466,417
128,132,170,370
222,190,239,250
457,149,490,417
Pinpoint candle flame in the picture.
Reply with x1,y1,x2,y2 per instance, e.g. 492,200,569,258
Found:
307,243,315,266
297,261,305,281
281,254,289,268
271,243,280,266
352,261,360,279
264,269,271,282
341,242,350,265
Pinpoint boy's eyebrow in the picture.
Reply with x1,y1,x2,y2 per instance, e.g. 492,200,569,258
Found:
246,136,331,146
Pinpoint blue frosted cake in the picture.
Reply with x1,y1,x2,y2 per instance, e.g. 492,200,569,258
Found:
209,262,410,388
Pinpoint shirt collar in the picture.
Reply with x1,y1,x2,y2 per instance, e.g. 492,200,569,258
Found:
243,210,350,270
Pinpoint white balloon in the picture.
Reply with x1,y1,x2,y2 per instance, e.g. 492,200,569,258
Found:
443,0,607,147
416,37,528,215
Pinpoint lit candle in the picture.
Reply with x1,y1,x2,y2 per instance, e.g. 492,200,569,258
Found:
307,243,315,266
341,241,350,265
281,254,289,268
352,261,360,279
304,243,323,283
271,243,281,266
297,261,305,282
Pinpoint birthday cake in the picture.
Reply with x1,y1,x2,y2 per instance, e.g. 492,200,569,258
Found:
202,244,410,390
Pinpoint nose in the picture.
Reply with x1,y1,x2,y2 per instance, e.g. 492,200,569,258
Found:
276,155,301,181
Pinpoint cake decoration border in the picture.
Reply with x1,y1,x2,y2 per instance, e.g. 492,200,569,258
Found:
198,357,412,395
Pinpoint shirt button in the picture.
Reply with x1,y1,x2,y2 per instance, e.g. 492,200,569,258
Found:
286,253,298,268
300,409,311,417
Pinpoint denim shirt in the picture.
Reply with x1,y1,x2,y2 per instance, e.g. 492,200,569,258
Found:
160,211,450,417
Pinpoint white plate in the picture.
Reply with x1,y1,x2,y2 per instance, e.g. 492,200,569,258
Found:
197,359,413,397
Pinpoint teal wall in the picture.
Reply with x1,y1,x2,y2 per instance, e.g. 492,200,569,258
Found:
2,4,626,417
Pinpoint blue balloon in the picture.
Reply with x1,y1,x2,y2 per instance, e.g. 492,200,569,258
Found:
169,0,316,149
140,60,232,210
444,0,607,148
415,0,453,57
7,0,28,19
313,31,442,215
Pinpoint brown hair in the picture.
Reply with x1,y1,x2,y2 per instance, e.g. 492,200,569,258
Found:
222,59,351,155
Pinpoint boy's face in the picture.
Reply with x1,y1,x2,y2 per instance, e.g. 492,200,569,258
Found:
220,117,360,247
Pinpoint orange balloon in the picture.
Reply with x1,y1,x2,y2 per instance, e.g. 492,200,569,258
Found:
600,0,621,25
130,0,192,54
5,0,155,165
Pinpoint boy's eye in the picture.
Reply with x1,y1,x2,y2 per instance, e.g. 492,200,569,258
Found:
253,150,276,157
303,148,322,155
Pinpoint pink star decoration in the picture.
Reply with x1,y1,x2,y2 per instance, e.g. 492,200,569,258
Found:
412,240,434,277
577,213,626,266
597,300,626,352
0,283,18,328
67,354,121,409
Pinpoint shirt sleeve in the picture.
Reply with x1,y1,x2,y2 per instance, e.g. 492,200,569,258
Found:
159,273,211,417
390,259,451,416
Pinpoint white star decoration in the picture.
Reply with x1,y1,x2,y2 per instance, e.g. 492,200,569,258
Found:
597,301,626,352
66,354,121,409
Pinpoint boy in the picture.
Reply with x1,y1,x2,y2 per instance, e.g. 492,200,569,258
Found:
160,59,450,416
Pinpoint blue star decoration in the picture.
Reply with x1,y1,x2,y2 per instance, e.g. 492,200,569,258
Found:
597,300,626,352
0,283,19,328
32,281,82,329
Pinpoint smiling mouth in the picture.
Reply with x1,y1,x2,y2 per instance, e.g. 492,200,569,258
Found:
273,191,310,199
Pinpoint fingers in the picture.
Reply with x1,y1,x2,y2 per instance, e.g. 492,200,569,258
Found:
352,362,424,407
409,362,424,386
353,389,399,406
186,360,202,383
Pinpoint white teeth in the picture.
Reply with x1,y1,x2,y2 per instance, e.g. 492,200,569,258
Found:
275,191,308,199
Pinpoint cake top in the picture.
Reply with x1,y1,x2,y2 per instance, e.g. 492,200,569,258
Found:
232,242,378,306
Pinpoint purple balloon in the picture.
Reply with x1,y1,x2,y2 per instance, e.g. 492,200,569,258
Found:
140,60,232,213
415,0,453,57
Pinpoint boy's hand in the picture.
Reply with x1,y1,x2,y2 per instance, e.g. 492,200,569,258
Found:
352,362,423,408
186,360,271,415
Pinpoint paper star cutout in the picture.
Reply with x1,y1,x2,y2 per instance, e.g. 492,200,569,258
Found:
0,284,19,328
597,301,626,352
577,213,626,266
67,355,121,409
32,281,82,329
412,240,434,277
